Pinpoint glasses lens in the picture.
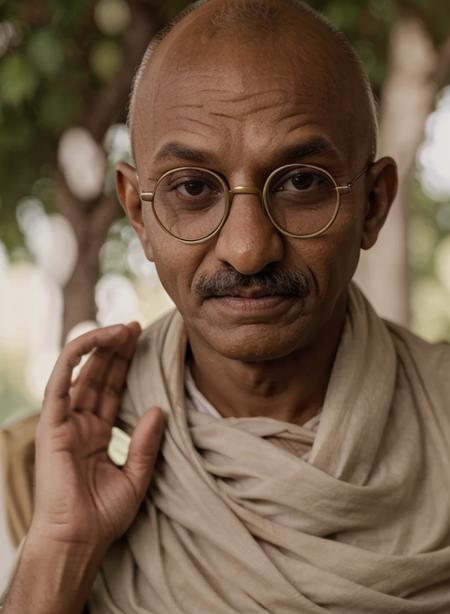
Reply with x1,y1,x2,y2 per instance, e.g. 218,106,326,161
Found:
266,165,338,236
153,169,226,241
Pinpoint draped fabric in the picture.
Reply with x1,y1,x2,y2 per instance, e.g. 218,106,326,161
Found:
0,413,37,547
88,284,450,613
184,365,321,460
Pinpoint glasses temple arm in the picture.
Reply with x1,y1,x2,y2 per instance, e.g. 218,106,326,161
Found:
140,192,154,202
337,164,371,195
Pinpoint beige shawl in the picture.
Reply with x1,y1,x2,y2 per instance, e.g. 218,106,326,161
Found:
0,413,37,547
89,284,450,613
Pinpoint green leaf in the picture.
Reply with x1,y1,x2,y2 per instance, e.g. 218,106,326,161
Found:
0,52,39,105
38,86,82,132
323,0,361,31
0,104,34,149
27,29,65,75
90,39,123,82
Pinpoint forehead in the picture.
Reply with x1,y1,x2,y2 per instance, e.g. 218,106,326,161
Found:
133,28,356,171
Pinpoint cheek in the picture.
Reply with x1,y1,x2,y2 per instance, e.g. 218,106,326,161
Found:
296,212,363,297
148,230,208,312
153,244,191,295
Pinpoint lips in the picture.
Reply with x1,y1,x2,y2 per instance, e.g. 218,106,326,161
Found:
208,291,295,317
213,287,287,299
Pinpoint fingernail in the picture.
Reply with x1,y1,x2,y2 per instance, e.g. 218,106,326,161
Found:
128,321,142,332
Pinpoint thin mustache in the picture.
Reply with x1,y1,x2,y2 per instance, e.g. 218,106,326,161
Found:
195,268,310,298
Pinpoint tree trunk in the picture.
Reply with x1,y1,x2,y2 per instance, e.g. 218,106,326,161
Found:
56,0,165,343
59,178,118,341
355,14,439,326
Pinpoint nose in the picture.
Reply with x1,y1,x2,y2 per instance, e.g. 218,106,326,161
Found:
214,189,284,275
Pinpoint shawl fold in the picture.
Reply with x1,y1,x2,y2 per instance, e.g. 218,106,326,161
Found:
89,284,449,612
0,413,37,547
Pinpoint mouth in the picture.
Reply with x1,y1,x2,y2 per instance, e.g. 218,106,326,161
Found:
209,290,296,315
214,287,288,299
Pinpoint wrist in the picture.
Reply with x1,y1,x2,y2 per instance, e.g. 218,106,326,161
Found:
3,532,108,614
27,517,112,555
25,530,108,568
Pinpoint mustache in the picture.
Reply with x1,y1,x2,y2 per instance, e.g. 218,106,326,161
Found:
194,266,311,299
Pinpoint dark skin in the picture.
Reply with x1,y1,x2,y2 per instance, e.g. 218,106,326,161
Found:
4,324,165,614
3,6,398,613
117,9,398,426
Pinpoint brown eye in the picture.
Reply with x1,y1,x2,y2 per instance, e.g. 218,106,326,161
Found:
291,172,315,190
276,170,328,193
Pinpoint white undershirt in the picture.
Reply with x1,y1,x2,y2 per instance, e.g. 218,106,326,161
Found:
184,366,321,461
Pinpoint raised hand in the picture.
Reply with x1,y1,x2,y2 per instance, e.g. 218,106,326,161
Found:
29,322,165,550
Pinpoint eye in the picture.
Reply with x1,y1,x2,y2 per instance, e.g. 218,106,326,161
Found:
290,172,316,190
276,170,329,193
177,180,212,197
162,171,222,201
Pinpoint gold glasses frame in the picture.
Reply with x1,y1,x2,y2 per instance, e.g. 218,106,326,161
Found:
139,163,369,244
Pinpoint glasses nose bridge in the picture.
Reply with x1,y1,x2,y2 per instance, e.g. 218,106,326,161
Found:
228,185,266,220
229,185,263,202
224,185,269,231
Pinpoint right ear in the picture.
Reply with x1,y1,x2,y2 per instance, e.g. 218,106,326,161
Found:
116,161,154,261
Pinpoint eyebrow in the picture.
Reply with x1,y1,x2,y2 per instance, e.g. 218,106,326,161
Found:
154,142,211,165
152,136,340,168
281,138,341,164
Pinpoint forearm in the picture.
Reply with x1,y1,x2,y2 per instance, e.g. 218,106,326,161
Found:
3,533,106,614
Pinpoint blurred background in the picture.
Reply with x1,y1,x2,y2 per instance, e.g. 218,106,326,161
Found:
0,0,450,431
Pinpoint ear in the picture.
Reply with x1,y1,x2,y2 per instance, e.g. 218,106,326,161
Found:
361,156,398,250
116,161,154,261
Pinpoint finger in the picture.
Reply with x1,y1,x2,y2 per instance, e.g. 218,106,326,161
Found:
97,328,142,423
70,347,116,413
122,407,165,503
42,324,130,426
71,323,140,413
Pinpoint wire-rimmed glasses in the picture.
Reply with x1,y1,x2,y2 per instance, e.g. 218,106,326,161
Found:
140,163,368,244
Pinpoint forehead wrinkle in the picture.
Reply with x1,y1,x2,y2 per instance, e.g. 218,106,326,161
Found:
204,87,309,120
208,111,242,121
207,87,289,105
165,112,217,132
131,0,378,162
135,35,369,170
204,103,288,122
167,103,204,111
163,84,302,125
161,79,290,103
179,119,218,134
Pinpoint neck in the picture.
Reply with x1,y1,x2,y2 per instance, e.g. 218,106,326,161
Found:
187,294,348,427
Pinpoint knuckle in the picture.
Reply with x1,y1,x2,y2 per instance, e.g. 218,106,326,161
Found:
84,374,102,391
103,383,122,398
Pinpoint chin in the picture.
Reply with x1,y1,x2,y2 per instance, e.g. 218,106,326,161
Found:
200,320,312,363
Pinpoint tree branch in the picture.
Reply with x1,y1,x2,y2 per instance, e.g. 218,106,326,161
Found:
433,33,450,88
84,0,165,143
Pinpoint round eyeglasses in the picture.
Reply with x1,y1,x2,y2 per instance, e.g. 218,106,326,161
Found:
139,163,368,244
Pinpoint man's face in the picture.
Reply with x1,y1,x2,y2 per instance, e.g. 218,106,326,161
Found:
124,32,383,362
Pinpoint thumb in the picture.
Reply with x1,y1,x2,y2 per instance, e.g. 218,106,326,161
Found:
122,407,165,502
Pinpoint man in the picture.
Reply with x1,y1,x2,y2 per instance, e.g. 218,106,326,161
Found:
2,0,450,612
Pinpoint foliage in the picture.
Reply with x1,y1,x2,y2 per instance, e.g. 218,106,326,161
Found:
1,0,449,249
0,0,131,251
0,0,449,423
1,0,450,336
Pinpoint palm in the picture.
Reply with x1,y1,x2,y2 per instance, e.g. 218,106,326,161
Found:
32,324,164,549
40,415,134,546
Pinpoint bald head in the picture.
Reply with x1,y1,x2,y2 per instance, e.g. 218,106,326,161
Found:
128,0,379,164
